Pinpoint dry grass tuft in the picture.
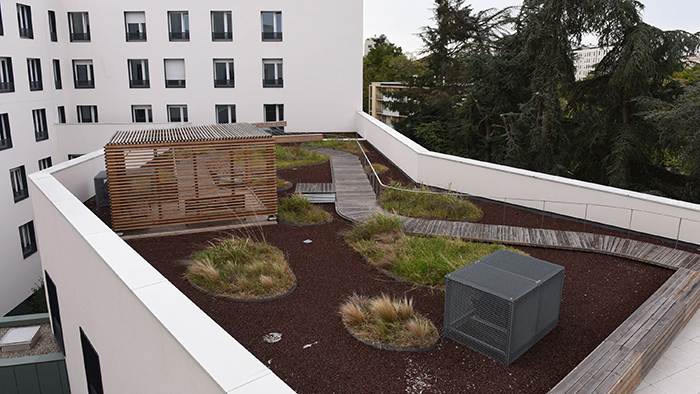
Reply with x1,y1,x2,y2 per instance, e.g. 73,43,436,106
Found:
370,294,399,323
406,316,433,340
339,293,438,349
259,274,276,289
187,258,219,283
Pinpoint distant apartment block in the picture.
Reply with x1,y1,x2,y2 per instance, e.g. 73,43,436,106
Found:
368,82,405,127
573,46,611,80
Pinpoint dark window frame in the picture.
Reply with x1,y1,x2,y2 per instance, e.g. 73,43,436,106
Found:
0,57,14,92
76,105,98,123
167,11,189,41
17,3,33,39
38,156,52,170
262,59,283,88
210,11,232,41
216,104,236,124
57,106,66,123
48,10,57,41
213,59,234,88
53,59,62,89
131,105,153,123
0,113,11,150
124,11,146,42
19,221,37,258
68,11,90,42
10,165,28,202
127,59,149,88
80,328,104,394
33,108,48,141
261,11,282,41
27,58,43,91
72,59,94,89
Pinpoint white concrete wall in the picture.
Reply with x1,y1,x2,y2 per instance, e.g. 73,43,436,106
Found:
29,153,294,394
0,0,362,314
357,112,700,245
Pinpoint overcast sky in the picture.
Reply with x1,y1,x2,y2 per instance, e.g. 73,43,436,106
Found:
364,0,700,55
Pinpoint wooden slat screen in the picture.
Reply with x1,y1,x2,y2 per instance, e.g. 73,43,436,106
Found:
105,132,276,232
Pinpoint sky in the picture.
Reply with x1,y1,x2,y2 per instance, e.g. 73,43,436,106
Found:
364,0,700,56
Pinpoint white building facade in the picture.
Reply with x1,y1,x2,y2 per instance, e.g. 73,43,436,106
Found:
573,46,610,80
0,0,362,315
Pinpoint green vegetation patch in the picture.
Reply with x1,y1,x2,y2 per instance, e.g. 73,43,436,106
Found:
345,213,524,287
303,138,359,153
186,237,295,300
340,293,439,349
381,181,483,221
276,177,292,190
275,145,328,169
278,194,333,224
365,163,389,175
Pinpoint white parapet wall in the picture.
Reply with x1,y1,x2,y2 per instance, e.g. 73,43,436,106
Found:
28,153,294,393
356,111,700,246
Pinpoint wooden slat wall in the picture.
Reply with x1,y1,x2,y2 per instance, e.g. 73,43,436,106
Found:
105,138,276,232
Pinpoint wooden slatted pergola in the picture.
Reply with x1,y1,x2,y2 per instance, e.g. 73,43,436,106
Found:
104,123,276,232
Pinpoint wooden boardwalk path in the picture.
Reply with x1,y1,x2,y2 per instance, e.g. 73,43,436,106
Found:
315,146,700,394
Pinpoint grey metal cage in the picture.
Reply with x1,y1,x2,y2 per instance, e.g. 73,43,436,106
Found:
444,249,564,365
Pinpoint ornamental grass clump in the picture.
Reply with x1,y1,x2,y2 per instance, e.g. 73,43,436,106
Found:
275,145,328,169
339,293,438,349
303,138,359,153
345,214,526,287
364,163,389,175
381,181,483,221
278,194,333,224
186,237,295,299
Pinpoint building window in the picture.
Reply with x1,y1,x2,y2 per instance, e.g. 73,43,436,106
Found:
77,105,98,123
128,59,149,88
27,58,42,91
73,60,94,88
262,59,283,87
45,273,64,352
213,59,234,87
168,11,189,41
124,11,146,41
19,221,37,258
53,59,61,89
264,104,284,122
164,59,185,88
0,113,12,150
261,11,282,41
48,10,57,41
68,12,90,42
57,106,66,123
211,11,232,41
216,105,236,124
17,4,33,39
38,156,52,170
67,154,83,160
167,105,188,122
132,105,152,123
0,3,4,36
33,108,48,141
10,165,28,202
80,328,104,394
0,57,14,92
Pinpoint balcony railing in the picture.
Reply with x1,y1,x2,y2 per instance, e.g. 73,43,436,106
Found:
214,79,234,88
74,79,94,89
19,28,33,39
35,129,48,142
50,31,57,42
169,31,189,41
263,78,283,88
262,32,282,41
0,82,14,93
165,79,186,88
0,137,12,150
126,31,146,41
130,79,150,88
212,31,232,41
55,80,62,89
29,81,43,91
70,32,90,42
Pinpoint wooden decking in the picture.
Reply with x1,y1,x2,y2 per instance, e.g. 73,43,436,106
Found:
315,146,700,394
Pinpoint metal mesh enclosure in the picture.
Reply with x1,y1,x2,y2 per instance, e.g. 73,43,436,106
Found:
104,123,276,232
444,249,564,365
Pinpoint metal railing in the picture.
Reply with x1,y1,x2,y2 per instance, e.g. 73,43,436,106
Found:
353,139,700,248
262,32,282,41
263,78,283,87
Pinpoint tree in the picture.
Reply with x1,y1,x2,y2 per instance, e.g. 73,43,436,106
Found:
362,35,418,112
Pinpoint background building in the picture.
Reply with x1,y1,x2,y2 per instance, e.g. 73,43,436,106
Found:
573,46,610,80
0,0,362,316
368,81,405,127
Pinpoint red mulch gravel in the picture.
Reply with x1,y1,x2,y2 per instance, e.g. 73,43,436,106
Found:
122,145,677,394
